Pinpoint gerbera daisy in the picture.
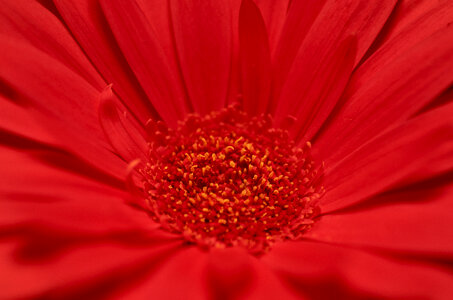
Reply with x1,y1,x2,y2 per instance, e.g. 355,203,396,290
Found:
1,0,452,299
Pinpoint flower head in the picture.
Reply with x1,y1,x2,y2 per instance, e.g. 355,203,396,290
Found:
1,0,453,299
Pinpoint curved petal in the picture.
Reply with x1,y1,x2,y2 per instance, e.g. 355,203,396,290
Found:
0,95,56,145
315,25,453,163
226,0,242,107
274,36,357,142
0,0,104,88
99,85,148,163
114,247,210,299
239,0,271,115
207,247,302,300
100,0,189,127
241,255,302,300
136,0,184,99
319,102,453,214
0,144,181,299
0,241,179,300
0,36,127,178
264,241,453,299
54,0,159,124
306,180,453,259
170,0,232,115
0,146,151,232
365,0,453,59
271,0,327,98
270,0,397,111
254,0,290,52
206,247,255,299
118,245,301,300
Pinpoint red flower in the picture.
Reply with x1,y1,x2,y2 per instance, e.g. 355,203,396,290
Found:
1,0,452,299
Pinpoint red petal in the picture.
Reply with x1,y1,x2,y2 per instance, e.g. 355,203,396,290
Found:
239,0,272,115
207,247,301,300
254,0,290,51
136,0,184,100
270,0,397,111
0,241,179,299
54,0,159,124
365,0,453,59
316,0,397,67
319,102,453,213
116,247,210,299
0,95,56,145
100,0,189,127
271,0,327,101
99,85,148,163
206,247,254,299
120,245,300,300
242,255,301,300
315,25,453,163
226,0,242,107
170,0,232,115
0,0,104,88
0,37,126,178
0,146,152,232
307,181,453,258
0,145,182,299
265,241,453,299
275,36,357,142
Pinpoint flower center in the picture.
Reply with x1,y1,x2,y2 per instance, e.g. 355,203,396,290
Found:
140,106,323,253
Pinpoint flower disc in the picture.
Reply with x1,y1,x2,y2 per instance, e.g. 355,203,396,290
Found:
141,106,323,252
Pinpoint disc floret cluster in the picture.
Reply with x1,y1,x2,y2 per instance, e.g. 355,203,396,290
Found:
141,106,323,252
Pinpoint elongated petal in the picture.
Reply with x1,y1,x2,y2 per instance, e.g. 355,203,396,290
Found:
115,247,210,299
99,85,148,163
0,241,179,300
241,255,302,300
306,181,453,258
206,247,254,299
0,40,103,137
170,0,232,115
0,95,55,145
270,0,397,111
206,247,301,300
239,0,271,115
0,36,126,178
120,246,301,300
271,0,327,95
100,0,188,127
366,0,453,57
319,102,453,213
226,0,242,107
313,0,397,67
315,25,453,163
0,144,182,299
254,0,290,51
54,0,159,124
275,36,357,142
0,0,103,88
136,0,183,94
265,241,453,299
0,145,150,231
